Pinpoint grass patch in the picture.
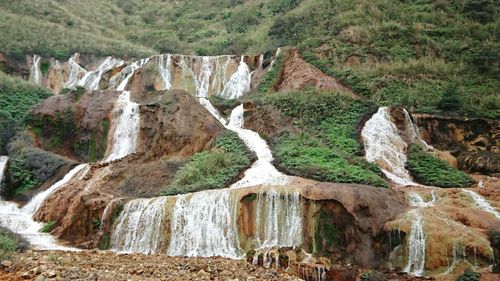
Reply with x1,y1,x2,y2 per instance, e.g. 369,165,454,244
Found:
456,270,481,281
406,144,473,188
39,220,57,233
256,51,285,94
0,72,51,154
0,226,29,260
264,90,387,187
162,130,255,196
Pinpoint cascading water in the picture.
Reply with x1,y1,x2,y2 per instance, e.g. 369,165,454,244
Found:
158,54,172,90
361,107,417,186
0,156,7,188
254,188,302,248
77,57,123,90
22,164,89,215
168,190,242,258
403,209,426,276
111,197,168,254
227,104,289,188
463,190,500,219
64,53,87,88
0,159,84,250
30,55,42,84
220,56,251,99
403,192,430,276
105,91,140,162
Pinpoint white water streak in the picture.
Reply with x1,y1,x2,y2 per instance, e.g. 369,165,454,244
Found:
31,55,42,84
463,190,500,219
112,197,168,254
22,164,89,215
64,53,87,88
105,91,140,161
168,190,242,258
158,55,172,90
361,107,417,186
220,56,251,99
403,209,426,276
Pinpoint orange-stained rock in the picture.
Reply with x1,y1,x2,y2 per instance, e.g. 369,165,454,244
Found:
275,49,358,97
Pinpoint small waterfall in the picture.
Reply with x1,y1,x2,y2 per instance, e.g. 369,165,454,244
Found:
0,201,76,250
114,58,150,91
227,104,289,188
111,197,168,254
168,190,242,258
408,191,437,208
105,91,140,162
30,55,42,84
254,189,302,248
196,56,212,98
63,53,87,89
0,159,84,250
211,57,231,95
77,57,123,90
269,47,282,69
361,107,417,186
158,54,172,90
403,209,426,276
0,156,8,188
220,56,251,99
22,164,89,215
463,190,500,219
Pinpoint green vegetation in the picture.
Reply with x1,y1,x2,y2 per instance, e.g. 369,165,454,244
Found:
40,220,57,233
406,144,473,188
265,90,387,187
0,226,28,260
0,72,51,154
315,209,342,253
6,132,69,197
456,270,481,281
162,130,255,196
256,52,285,94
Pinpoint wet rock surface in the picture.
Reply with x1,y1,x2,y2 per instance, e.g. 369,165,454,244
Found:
2,250,302,281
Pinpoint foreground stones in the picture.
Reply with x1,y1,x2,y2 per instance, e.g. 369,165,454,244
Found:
3,250,302,281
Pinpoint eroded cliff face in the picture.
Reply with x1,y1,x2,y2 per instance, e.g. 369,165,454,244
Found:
30,89,224,247
413,114,500,176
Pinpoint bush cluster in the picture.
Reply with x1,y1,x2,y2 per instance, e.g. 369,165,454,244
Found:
406,144,473,188
162,130,255,196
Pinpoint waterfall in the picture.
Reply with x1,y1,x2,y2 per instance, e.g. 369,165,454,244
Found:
463,190,500,219
220,56,251,99
227,104,289,188
0,156,7,188
254,188,302,248
168,190,242,258
105,91,140,162
22,164,89,215
64,53,87,88
403,209,426,276
30,55,42,84
361,107,417,186
408,191,437,208
114,58,150,91
158,54,172,90
77,57,123,90
111,197,168,254
0,160,84,250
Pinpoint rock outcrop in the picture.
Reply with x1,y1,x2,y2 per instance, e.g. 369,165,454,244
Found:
413,113,500,175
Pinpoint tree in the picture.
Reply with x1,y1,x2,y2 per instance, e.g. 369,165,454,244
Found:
463,0,496,24
437,85,461,111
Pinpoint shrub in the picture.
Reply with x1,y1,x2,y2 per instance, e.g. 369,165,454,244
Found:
406,144,473,188
0,226,29,260
463,0,496,24
40,221,57,233
162,131,255,195
437,85,462,111
456,270,481,281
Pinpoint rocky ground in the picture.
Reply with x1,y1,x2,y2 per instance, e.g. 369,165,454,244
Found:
0,250,302,281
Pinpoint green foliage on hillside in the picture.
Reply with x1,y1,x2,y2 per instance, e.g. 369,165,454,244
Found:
264,90,388,187
406,144,473,188
456,270,481,281
162,130,255,196
0,0,497,118
0,226,28,260
0,72,51,154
